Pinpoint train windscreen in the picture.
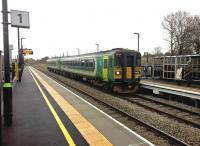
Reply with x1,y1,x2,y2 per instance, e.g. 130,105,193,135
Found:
115,53,123,67
126,55,134,67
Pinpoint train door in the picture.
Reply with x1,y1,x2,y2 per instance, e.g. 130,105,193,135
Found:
103,56,108,81
96,56,103,79
126,55,134,80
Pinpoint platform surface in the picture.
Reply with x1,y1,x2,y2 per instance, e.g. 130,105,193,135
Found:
2,67,88,146
2,67,154,146
141,79,200,100
141,79,200,93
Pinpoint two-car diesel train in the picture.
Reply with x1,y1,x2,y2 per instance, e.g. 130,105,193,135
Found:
47,48,141,93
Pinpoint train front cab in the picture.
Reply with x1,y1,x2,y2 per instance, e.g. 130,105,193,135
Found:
113,51,141,93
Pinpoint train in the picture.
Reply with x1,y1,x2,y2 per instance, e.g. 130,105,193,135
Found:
47,48,141,93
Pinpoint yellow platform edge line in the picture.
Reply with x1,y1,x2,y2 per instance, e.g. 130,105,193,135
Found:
30,67,113,146
29,68,76,146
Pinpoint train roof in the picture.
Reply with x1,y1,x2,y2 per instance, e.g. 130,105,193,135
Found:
46,58,60,62
153,54,200,59
47,48,139,61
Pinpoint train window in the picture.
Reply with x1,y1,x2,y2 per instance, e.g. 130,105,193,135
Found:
81,60,85,66
77,61,80,66
115,54,123,67
88,62,92,67
126,56,134,67
104,59,108,68
88,60,94,67
85,60,88,67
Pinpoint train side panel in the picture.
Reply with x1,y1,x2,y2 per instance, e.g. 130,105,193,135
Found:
47,48,141,93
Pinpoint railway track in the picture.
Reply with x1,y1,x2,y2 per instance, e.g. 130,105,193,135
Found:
32,65,192,146
120,94,200,129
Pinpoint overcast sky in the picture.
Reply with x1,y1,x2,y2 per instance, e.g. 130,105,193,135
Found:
0,0,200,59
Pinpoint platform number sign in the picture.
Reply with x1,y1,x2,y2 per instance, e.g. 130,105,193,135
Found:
11,10,30,28
18,14,22,23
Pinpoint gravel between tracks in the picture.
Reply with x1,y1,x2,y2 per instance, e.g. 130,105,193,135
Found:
33,64,200,146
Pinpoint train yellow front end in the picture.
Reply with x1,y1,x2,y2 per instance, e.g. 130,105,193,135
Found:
113,50,141,93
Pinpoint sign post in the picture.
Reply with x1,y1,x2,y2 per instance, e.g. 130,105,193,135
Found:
1,4,30,128
11,9,30,82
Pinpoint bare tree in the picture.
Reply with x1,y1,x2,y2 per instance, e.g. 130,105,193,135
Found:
162,11,193,55
174,11,193,55
191,15,200,54
162,14,175,55
152,46,163,56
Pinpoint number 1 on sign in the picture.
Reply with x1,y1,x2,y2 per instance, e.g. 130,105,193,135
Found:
17,14,22,23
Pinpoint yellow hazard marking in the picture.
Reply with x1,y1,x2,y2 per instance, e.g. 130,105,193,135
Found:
30,67,113,146
29,68,76,146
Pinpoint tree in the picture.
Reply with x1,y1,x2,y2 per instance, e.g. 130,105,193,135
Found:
162,14,175,55
152,46,163,56
164,51,171,56
162,11,194,55
174,11,193,55
191,15,200,54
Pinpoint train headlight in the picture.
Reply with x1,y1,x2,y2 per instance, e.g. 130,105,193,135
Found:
116,71,120,75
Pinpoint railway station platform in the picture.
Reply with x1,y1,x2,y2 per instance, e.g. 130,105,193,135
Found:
2,66,154,146
140,79,200,100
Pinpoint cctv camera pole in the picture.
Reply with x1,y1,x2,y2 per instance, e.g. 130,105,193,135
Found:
2,0,12,126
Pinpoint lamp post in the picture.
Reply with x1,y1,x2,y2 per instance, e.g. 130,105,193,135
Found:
133,33,140,52
95,43,99,52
